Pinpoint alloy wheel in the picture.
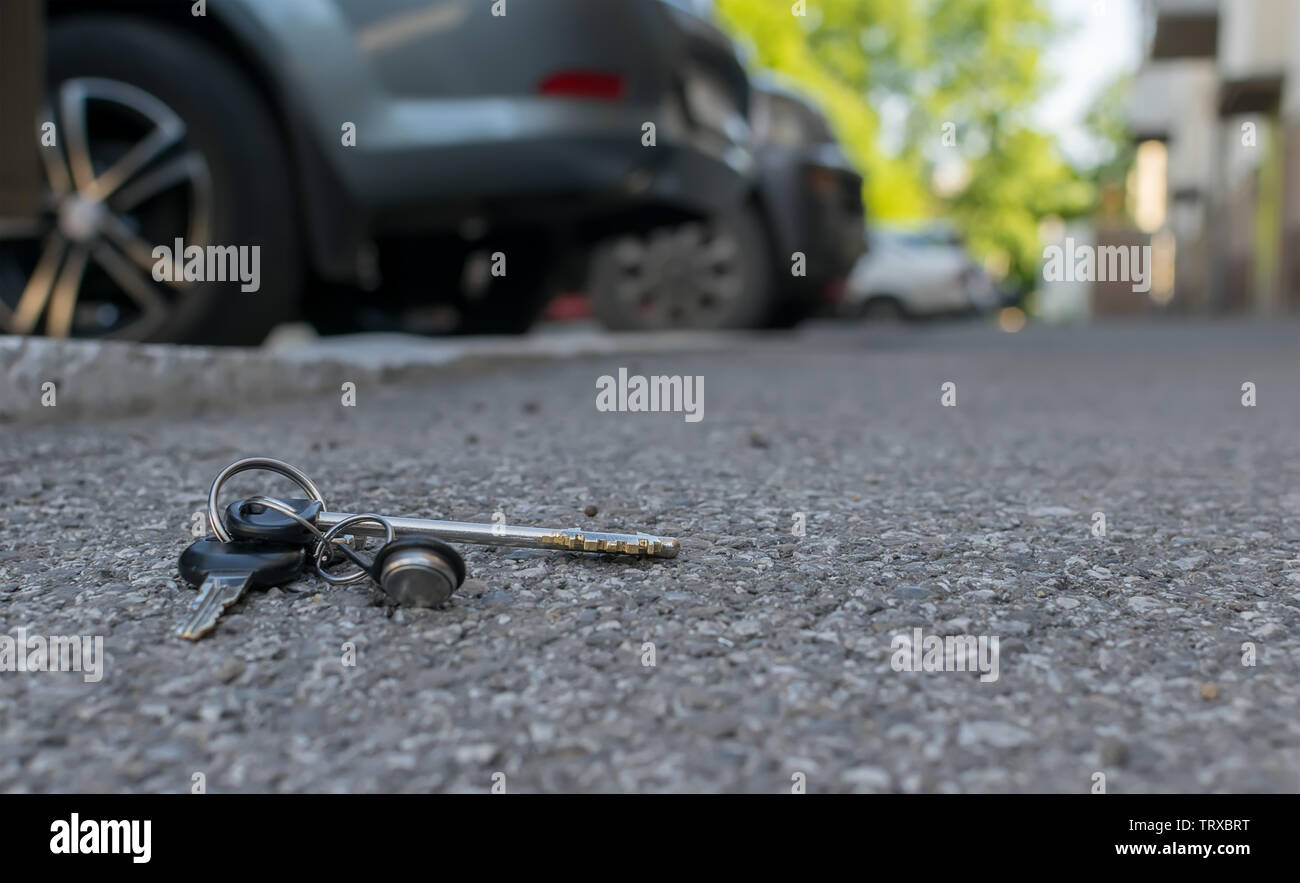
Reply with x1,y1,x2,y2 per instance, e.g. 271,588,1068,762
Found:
0,77,213,339
600,221,746,329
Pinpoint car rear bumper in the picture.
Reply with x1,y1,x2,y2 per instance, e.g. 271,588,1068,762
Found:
338,99,753,234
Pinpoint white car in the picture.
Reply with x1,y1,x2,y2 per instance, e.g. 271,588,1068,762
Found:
846,227,997,320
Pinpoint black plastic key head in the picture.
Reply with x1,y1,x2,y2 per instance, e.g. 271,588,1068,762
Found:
179,537,307,588
224,497,324,545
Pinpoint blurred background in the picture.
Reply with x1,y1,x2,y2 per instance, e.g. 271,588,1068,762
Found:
715,0,1299,325
0,0,1295,343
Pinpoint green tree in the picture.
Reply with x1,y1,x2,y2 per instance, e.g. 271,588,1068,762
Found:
716,0,1094,289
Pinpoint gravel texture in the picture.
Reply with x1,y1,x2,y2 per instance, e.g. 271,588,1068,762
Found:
1,319,1298,793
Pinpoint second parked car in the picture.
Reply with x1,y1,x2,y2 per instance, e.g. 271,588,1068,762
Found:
845,225,995,321
586,74,865,330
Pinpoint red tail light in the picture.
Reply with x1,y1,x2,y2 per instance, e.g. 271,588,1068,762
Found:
805,167,839,195
821,278,847,305
539,71,626,101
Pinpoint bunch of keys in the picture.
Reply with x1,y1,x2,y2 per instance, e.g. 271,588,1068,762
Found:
177,457,680,641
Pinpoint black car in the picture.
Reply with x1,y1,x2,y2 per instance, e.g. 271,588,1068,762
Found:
584,75,865,331
750,77,865,325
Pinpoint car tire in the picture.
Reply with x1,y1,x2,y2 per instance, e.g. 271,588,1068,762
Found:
587,207,776,331
0,16,300,344
860,295,908,323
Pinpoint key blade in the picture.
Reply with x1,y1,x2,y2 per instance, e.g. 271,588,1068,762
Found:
178,573,250,641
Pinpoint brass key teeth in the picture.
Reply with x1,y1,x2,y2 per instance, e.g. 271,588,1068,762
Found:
541,530,680,558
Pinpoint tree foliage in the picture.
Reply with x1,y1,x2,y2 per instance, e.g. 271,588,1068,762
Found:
716,0,1095,288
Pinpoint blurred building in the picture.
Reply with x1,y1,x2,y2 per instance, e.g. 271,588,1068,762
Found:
1130,0,1299,315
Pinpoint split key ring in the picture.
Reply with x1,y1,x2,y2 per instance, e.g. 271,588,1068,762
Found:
206,457,327,543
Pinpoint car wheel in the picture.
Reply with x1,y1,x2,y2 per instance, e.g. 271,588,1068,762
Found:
0,17,299,344
860,295,907,323
587,208,775,331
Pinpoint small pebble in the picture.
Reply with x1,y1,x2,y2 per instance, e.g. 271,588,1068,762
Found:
1099,737,1130,767
217,659,245,685
461,579,489,597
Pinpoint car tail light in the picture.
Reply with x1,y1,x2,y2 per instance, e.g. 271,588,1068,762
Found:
821,278,847,305
543,292,593,322
539,71,626,100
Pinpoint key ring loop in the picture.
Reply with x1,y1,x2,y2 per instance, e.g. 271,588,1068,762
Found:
207,457,327,543
314,514,395,585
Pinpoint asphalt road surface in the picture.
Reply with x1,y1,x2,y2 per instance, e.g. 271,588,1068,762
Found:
2,319,1298,792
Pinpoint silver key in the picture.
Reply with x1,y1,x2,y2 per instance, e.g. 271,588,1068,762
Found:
176,538,307,640
314,511,681,558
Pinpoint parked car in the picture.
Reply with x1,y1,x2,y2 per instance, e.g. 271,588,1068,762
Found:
585,69,865,330
0,0,764,343
750,78,865,325
845,225,995,320
586,74,865,331
548,74,867,331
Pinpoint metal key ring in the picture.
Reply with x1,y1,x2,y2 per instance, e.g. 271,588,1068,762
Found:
314,514,395,585
207,457,327,543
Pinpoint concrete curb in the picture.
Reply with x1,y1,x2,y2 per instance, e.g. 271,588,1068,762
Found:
0,328,753,425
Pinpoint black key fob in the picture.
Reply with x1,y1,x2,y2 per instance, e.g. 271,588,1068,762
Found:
224,497,323,544
179,537,307,589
